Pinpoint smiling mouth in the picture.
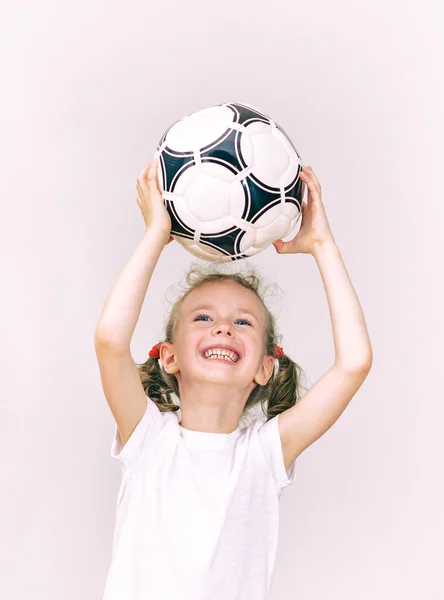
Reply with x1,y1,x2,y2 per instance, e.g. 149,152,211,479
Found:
203,356,238,364
201,351,240,364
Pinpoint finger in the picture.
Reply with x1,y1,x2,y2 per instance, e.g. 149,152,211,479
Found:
146,159,158,182
138,161,153,181
301,165,315,181
300,171,320,201
150,161,164,194
137,165,156,197
136,180,144,198
138,159,159,183
303,165,321,190
300,169,313,183
273,239,292,254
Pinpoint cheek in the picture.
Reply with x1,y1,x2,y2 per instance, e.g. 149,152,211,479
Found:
179,330,202,356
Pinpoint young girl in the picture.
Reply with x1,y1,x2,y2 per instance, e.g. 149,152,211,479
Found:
94,160,373,600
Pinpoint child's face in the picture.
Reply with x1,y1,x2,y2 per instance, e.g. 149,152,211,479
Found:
166,280,273,388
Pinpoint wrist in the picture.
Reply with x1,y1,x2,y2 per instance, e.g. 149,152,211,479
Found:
311,236,338,257
144,225,171,245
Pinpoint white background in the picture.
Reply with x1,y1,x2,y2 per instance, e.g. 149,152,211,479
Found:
1,0,443,598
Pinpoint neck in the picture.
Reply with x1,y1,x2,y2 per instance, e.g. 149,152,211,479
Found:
177,379,255,433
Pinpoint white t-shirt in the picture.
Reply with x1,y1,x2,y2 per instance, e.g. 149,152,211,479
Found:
102,396,298,600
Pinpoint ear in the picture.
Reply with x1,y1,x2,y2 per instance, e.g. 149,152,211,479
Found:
254,354,275,386
159,342,180,375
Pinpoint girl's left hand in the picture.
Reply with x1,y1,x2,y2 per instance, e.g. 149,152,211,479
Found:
273,166,335,255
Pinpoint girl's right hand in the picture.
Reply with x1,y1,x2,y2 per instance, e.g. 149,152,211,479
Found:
136,159,174,244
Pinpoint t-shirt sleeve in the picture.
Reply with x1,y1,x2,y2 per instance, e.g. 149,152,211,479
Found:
257,412,298,494
110,396,164,468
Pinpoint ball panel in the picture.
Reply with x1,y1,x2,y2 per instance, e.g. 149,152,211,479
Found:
200,216,243,235
251,133,291,181
180,241,223,261
159,153,194,194
200,225,247,256
243,121,270,136
253,213,291,246
281,200,302,221
227,103,270,128
237,129,255,166
241,245,265,258
186,174,231,222
238,227,257,253
166,106,234,152
195,240,227,258
242,123,301,189
251,202,282,228
168,198,201,233
201,129,244,171
168,162,199,195
234,103,271,120
242,178,281,222
229,181,248,221
172,162,248,226
200,161,238,183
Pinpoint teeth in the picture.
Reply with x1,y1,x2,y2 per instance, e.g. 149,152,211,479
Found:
203,348,239,362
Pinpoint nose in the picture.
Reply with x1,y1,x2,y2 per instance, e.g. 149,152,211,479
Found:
212,321,233,337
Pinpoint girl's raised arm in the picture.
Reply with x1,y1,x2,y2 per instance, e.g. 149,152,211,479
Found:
94,160,172,350
274,166,373,467
94,160,172,449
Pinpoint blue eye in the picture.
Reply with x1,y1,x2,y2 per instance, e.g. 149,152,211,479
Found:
194,313,211,322
237,318,252,326
194,313,252,326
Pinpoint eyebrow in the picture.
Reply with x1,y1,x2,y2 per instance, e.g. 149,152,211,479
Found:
188,304,259,323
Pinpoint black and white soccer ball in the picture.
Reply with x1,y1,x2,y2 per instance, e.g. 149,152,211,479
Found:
153,102,305,262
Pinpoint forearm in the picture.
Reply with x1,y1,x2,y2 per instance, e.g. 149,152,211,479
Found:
312,238,373,371
94,227,169,349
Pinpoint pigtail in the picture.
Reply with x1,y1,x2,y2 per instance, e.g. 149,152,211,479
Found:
137,355,180,413
264,354,307,422
241,352,308,423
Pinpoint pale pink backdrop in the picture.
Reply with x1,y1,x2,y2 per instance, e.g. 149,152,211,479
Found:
1,0,442,598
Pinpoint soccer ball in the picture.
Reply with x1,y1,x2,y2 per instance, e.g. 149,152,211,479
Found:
153,102,305,262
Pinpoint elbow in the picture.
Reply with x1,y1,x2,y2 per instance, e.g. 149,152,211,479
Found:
336,352,373,374
94,329,123,350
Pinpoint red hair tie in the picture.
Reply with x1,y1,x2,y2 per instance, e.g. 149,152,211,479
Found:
274,345,284,359
149,342,284,360
148,342,162,359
